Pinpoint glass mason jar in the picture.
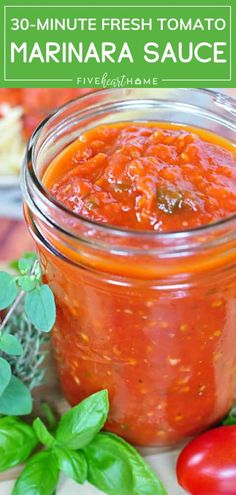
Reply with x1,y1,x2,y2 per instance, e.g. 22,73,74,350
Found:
22,88,236,448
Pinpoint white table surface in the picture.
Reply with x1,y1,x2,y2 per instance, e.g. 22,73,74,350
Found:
0,448,187,495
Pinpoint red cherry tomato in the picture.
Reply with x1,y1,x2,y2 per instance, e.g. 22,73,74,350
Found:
176,426,236,495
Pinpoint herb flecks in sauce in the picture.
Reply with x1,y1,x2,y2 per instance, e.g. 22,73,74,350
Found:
157,189,184,214
45,123,236,232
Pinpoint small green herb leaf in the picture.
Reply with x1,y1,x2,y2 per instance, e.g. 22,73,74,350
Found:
85,197,99,210
114,181,130,193
56,390,109,450
0,416,38,472
13,450,59,495
222,416,236,426
18,275,38,292
222,406,236,425
0,357,11,395
157,189,184,215
0,376,32,415
54,446,87,484
33,418,55,448
25,285,56,332
18,252,38,275
0,272,18,310
84,432,167,495
0,334,23,356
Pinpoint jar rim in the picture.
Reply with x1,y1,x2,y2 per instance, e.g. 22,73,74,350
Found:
23,87,236,241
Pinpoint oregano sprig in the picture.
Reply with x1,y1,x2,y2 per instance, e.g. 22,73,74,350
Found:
0,252,56,416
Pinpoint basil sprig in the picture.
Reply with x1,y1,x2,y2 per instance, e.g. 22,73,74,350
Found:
0,417,38,472
0,390,167,494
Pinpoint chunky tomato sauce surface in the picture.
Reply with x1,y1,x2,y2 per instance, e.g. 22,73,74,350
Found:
45,122,236,232
41,123,236,447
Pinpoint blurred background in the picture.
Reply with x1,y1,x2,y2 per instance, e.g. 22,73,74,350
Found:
0,88,94,262
0,88,235,263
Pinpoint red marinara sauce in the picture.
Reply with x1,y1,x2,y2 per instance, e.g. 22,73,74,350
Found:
42,122,236,446
44,122,236,232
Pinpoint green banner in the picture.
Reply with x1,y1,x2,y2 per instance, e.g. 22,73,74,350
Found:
1,0,235,87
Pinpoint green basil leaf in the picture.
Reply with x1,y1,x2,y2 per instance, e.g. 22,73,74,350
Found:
54,446,87,484
18,253,38,275
222,405,236,425
83,432,167,495
223,416,236,425
223,417,236,425
0,272,18,310
0,357,11,395
56,390,109,450
83,433,134,495
106,433,167,495
18,275,38,292
0,416,38,472
0,376,32,415
33,418,55,447
25,285,56,332
13,450,59,495
41,402,57,431
0,334,23,356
